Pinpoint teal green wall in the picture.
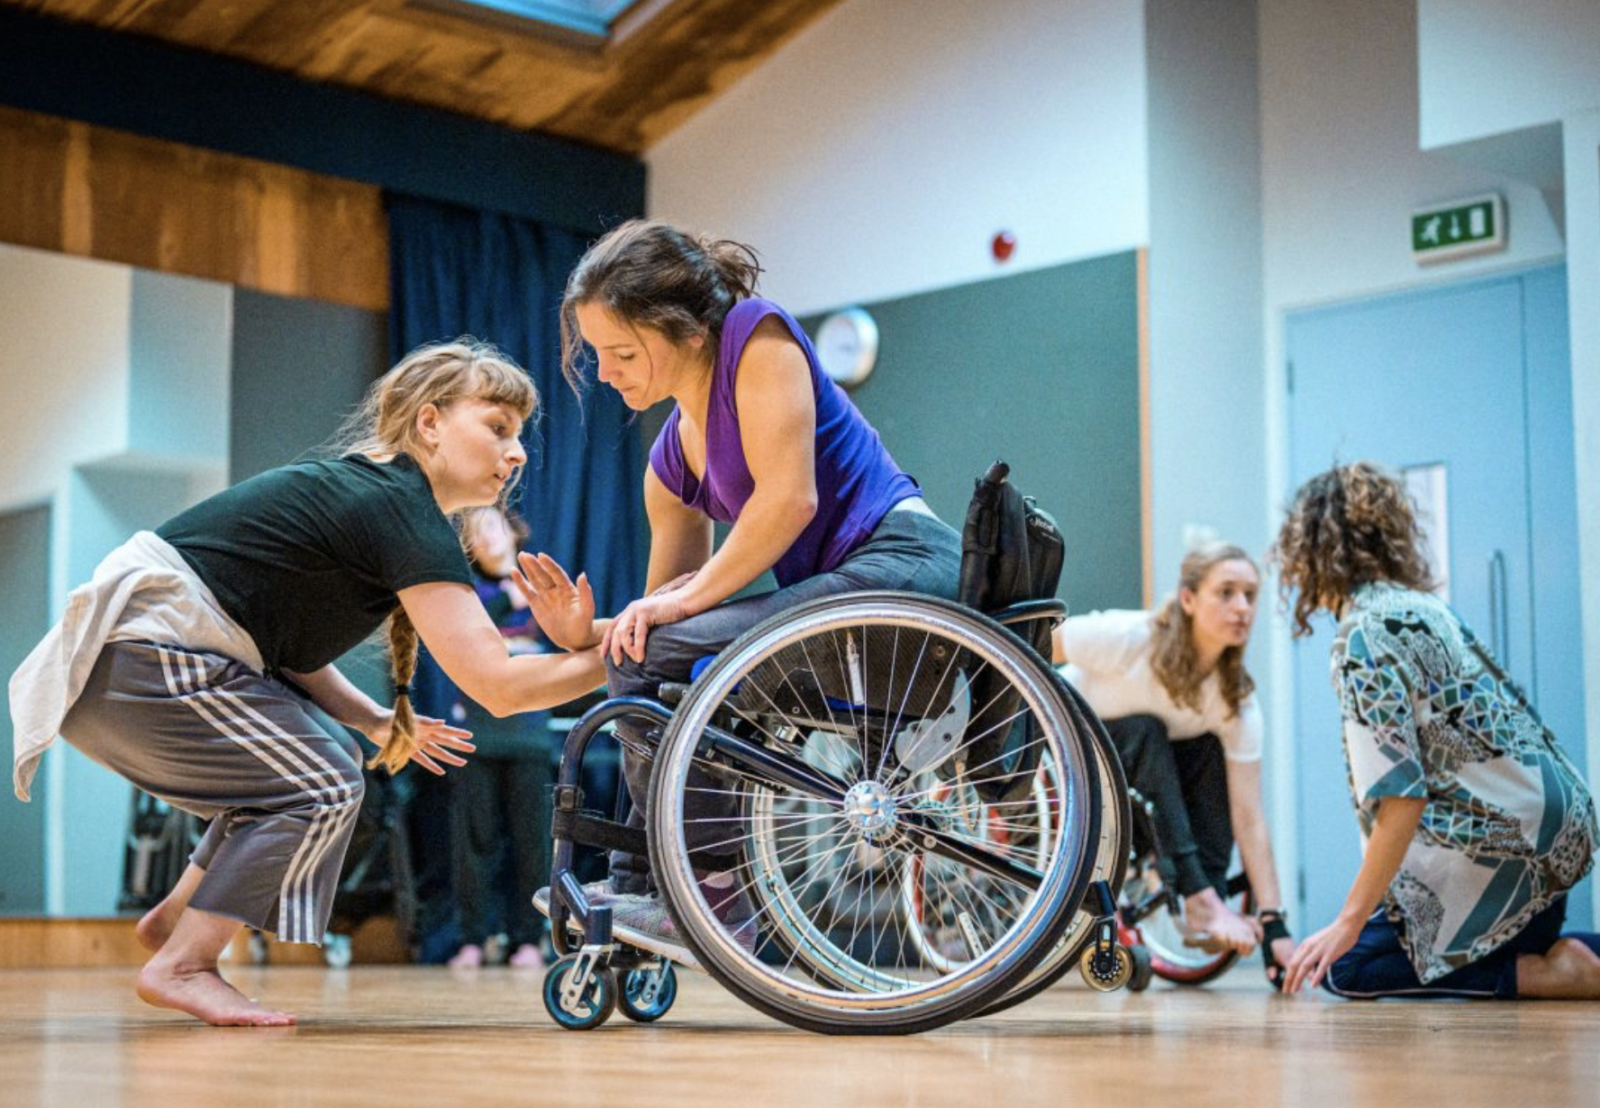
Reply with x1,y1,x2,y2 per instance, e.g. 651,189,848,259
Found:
0,503,50,914
804,251,1143,614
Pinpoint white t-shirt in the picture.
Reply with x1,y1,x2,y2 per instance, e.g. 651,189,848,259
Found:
1058,608,1263,762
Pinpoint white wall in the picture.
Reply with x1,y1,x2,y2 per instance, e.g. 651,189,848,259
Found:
0,244,234,915
1145,0,1265,586
1419,0,1600,148
647,0,1149,315
1418,0,1600,927
0,244,132,514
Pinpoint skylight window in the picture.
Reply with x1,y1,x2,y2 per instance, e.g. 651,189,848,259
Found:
442,0,643,38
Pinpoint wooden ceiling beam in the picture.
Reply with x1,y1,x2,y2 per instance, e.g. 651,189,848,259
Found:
0,0,847,155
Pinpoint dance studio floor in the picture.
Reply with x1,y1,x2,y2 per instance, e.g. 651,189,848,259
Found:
4,964,1598,1107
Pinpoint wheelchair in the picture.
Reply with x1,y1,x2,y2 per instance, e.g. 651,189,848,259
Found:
536,470,1134,1034
1114,788,1254,990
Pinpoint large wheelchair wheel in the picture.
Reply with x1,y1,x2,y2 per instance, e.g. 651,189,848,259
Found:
645,592,1103,1034
959,678,1130,1016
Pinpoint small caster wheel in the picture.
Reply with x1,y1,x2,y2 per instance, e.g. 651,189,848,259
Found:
323,933,353,969
1079,943,1135,991
1126,944,1154,992
543,955,617,1030
617,962,677,1023
247,929,270,966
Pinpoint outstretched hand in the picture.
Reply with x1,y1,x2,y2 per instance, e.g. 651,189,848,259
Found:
1281,915,1362,994
361,711,475,776
514,552,598,651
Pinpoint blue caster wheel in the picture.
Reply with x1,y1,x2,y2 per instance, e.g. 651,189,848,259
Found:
617,963,677,1023
543,955,617,1030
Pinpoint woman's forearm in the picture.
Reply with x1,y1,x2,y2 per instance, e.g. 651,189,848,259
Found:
492,648,608,717
281,664,387,730
677,488,815,614
1231,806,1285,912
1335,796,1427,923
1224,758,1284,910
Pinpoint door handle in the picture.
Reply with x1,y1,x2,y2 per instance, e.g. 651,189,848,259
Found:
1488,550,1510,666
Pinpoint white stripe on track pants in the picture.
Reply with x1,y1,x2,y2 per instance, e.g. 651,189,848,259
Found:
60,640,366,944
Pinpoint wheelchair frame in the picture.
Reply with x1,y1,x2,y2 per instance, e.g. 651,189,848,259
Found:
537,589,1136,1034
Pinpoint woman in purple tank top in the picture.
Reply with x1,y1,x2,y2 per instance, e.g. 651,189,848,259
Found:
521,220,960,955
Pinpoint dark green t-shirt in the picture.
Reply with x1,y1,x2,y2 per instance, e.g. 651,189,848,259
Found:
158,453,472,674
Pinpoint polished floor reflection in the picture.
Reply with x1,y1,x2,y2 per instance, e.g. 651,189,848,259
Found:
4,964,1598,1107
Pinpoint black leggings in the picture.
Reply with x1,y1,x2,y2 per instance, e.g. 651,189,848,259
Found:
1105,715,1232,898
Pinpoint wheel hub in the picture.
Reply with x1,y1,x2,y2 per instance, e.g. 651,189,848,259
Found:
843,779,898,840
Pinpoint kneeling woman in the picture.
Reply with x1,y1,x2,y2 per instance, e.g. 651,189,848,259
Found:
1054,543,1293,971
10,341,604,1026
1278,462,1600,998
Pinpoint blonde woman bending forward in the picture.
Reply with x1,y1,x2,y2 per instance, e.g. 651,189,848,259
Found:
10,341,604,1027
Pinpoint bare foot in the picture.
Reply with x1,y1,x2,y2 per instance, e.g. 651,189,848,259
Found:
135,902,180,953
1517,938,1600,999
136,960,296,1026
1184,889,1259,954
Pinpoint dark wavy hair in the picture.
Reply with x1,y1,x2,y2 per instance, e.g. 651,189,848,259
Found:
1273,461,1436,636
559,219,763,390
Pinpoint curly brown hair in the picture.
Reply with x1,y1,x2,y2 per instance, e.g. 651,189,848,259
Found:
1273,461,1436,636
1149,542,1257,719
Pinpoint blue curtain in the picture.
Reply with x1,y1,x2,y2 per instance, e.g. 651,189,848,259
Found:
384,194,642,959
384,193,646,615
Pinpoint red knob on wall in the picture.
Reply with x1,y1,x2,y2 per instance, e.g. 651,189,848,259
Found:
991,231,1017,263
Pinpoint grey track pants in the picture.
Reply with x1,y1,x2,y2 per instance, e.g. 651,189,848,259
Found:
59,641,366,943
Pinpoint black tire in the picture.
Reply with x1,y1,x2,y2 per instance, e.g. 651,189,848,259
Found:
1127,944,1155,992
616,963,678,1023
972,672,1131,1016
543,956,617,1031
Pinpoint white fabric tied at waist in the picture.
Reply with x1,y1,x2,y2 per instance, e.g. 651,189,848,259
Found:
9,530,263,801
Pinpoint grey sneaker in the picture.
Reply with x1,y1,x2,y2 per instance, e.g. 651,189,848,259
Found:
532,879,624,920
609,877,759,962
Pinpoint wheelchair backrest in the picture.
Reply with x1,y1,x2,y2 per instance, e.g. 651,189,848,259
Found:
958,461,1065,626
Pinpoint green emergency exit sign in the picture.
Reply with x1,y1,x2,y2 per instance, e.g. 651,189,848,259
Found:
1412,194,1505,263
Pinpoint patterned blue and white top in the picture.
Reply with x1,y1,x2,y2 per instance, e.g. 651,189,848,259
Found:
1331,582,1596,983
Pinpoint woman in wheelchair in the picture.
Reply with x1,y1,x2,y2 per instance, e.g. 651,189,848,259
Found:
1276,463,1599,999
1053,542,1295,980
523,219,963,957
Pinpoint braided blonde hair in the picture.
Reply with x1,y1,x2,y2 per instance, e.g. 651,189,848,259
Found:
330,338,537,774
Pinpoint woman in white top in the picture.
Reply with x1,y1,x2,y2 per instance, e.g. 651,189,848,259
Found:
1054,542,1293,973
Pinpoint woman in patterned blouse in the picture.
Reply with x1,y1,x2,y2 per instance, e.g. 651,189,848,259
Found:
1275,461,1600,998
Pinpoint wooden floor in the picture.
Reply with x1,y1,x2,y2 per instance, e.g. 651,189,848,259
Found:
4,964,1598,1107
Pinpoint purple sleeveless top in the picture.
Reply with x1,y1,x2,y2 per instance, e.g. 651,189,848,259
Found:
649,299,919,588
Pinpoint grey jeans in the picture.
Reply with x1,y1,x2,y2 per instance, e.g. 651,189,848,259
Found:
606,504,962,888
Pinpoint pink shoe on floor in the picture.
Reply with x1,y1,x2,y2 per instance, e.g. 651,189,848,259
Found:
508,943,545,970
448,944,485,969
